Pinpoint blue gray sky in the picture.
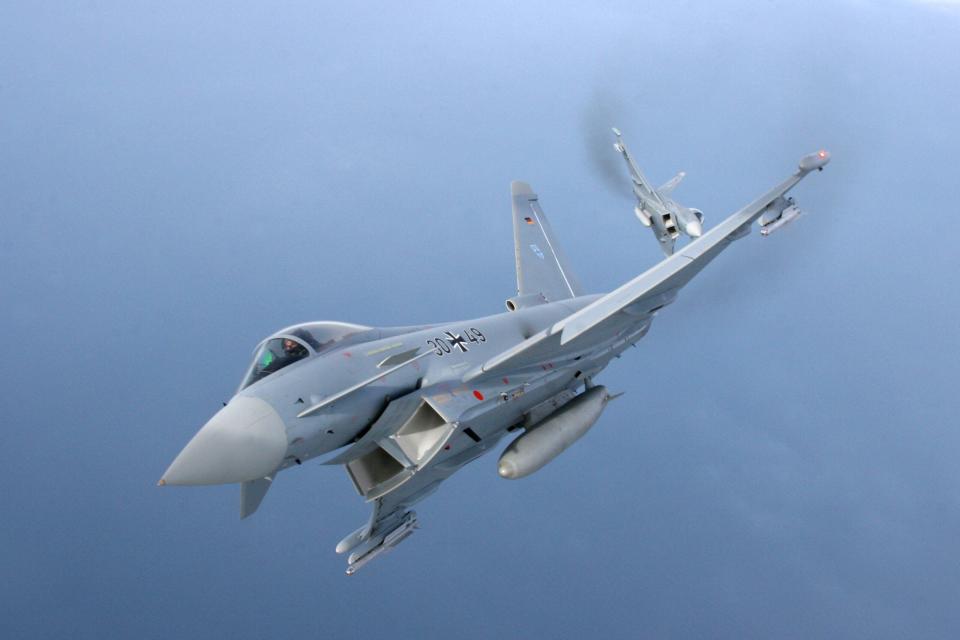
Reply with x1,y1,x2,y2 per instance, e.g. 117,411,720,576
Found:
2,1,959,638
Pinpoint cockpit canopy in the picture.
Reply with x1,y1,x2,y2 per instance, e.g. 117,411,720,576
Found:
240,321,375,390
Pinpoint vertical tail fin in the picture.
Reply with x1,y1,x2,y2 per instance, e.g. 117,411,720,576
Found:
511,181,583,303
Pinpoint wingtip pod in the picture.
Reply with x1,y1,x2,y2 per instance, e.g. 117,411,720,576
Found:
799,149,831,173
511,181,535,197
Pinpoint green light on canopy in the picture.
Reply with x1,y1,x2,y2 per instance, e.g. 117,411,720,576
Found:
260,350,275,368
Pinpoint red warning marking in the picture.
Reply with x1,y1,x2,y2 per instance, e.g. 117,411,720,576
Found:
502,377,509,384
342,351,352,358
473,390,484,401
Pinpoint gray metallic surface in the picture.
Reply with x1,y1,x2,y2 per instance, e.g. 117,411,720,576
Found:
512,181,583,302
160,151,829,573
612,128,705,255
498,385,610,479
160,396,287,486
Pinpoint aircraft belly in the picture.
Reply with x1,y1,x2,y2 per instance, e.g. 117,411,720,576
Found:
295,295,640,468
416,368,587,476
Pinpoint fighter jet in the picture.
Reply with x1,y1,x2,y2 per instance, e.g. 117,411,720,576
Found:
612,127,705,255
159,147,831,575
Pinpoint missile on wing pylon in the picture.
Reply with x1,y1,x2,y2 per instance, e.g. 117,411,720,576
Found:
760,204,803,236
345,511,418,575
336,523,370,555
497,385,611,479
759,150,829,236
759,195,804,237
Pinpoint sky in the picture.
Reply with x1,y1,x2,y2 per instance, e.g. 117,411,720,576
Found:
2,1,959,638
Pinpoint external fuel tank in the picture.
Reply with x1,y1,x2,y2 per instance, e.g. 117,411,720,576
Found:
497,385,611,479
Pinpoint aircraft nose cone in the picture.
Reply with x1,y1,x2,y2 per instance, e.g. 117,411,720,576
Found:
159,396,287,486
685,219,703,237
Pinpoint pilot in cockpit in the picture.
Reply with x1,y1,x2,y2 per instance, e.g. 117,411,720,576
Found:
240,323,374,390
282,338,308,359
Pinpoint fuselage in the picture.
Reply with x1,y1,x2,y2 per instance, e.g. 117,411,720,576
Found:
159,293,657,487
247,296,602,466
635,188,703,247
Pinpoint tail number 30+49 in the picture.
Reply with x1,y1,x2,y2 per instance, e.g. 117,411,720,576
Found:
427,328,485,356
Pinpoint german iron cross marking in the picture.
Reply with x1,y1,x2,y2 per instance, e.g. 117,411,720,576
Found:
444,331,469,352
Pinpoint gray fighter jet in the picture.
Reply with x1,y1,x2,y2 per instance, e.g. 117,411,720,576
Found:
159,147,830,575
612,127,705,255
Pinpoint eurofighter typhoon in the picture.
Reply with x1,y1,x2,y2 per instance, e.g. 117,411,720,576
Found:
612,128,706,255
159,137,831,574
